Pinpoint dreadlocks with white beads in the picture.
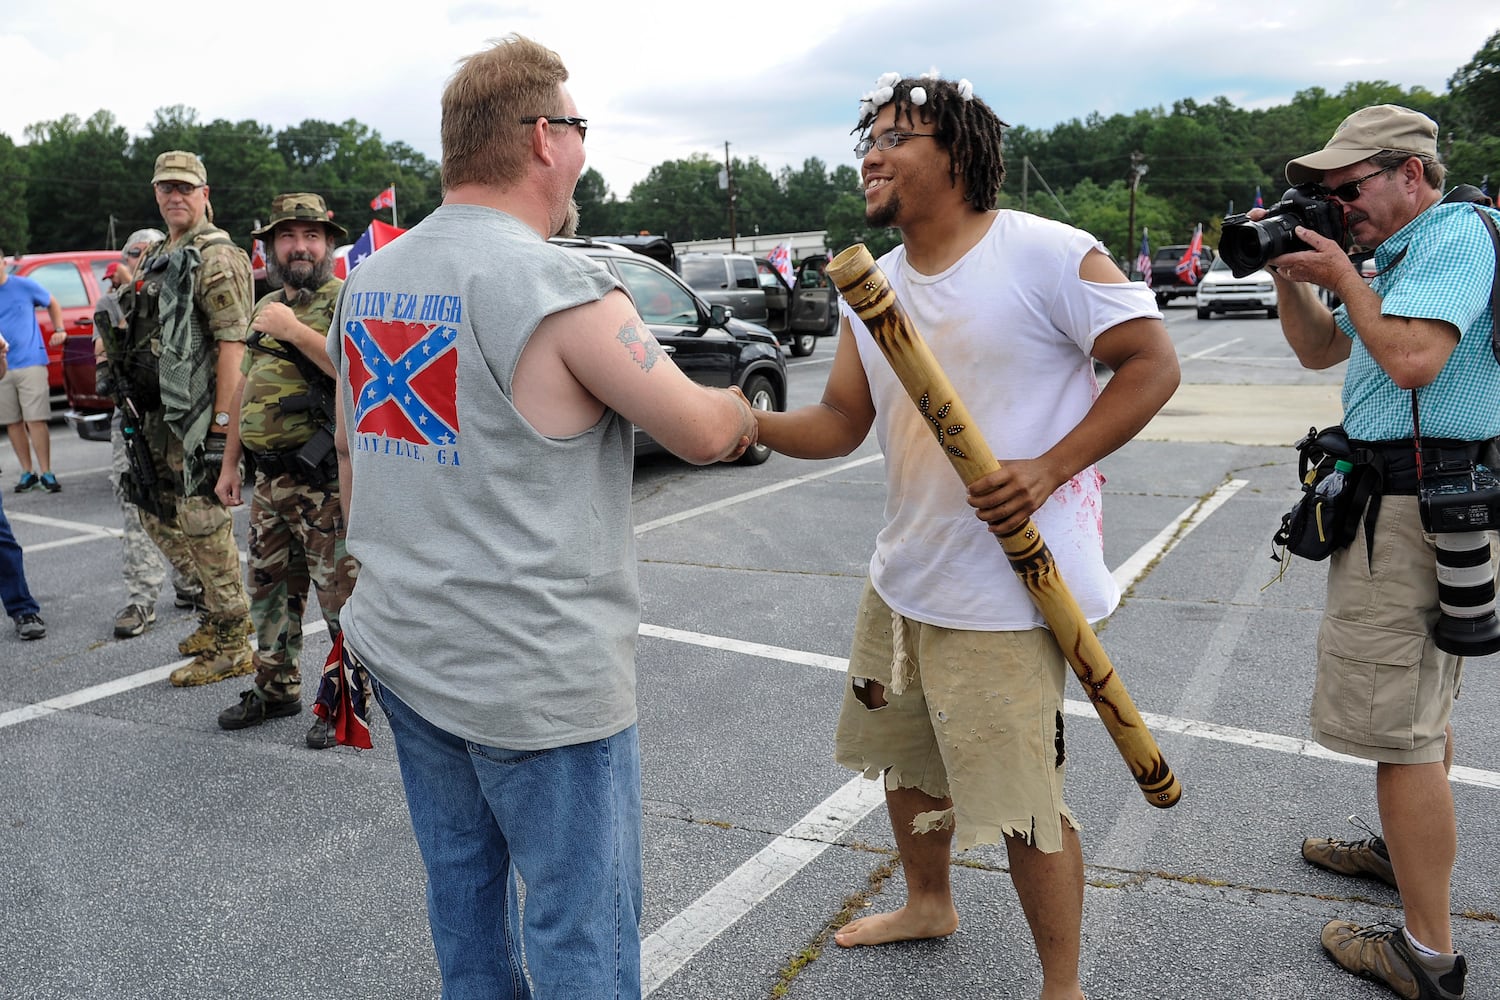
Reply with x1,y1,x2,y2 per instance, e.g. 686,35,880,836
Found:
854,71,1009,213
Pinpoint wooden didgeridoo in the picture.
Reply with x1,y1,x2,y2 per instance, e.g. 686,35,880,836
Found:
827,243,1181,809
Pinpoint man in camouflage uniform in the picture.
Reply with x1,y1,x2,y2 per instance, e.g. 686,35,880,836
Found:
93,228,205,638
213,193,358,749
113,151,255,686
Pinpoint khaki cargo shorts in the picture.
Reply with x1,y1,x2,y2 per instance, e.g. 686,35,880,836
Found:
1312,496,1481,764
0,364,51,424
835,581,1078,854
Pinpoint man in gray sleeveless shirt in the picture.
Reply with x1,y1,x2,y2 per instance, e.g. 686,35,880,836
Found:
327,34,757,1000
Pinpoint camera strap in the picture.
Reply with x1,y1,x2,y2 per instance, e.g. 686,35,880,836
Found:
1405,202,1500,477
1472,205,1500,365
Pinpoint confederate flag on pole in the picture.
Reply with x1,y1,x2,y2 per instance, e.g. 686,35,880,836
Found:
370,185,395,211
333,219,407,280
1175,224,1205,285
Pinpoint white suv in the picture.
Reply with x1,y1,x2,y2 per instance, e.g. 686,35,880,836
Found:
1194,255,1278,320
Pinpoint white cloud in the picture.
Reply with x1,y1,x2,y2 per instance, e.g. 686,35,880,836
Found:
3,0,1497,199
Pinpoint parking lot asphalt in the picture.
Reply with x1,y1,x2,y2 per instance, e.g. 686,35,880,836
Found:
2,309,1496,999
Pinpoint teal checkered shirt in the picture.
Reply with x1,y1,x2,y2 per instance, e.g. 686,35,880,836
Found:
1335,200,1500,442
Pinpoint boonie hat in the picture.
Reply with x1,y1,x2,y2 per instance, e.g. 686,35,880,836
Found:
1285,105,1439,186
250,192,348,241
152,150,208,186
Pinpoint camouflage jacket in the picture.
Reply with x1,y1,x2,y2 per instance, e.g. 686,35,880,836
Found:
239,276,342,452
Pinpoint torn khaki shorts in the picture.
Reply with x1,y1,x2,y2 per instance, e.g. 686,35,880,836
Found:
835,581,1079,853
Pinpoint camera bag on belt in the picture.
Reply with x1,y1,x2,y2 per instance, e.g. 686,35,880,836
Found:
1273,425,1379,561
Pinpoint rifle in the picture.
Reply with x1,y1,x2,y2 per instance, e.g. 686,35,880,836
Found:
95,298,167,519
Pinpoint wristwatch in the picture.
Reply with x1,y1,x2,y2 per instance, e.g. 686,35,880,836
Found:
213,411,231,428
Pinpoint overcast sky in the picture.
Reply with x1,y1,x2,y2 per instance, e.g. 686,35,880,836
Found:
5,1,1498,199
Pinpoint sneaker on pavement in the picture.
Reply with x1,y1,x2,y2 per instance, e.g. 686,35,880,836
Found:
14,472,40,493
113,603,157,639
218,688,302,730
1321,920,1466,999
305,716,338,750
1302,816,1397,889
13,613,46,640
174,590,207,611
39,471,61,493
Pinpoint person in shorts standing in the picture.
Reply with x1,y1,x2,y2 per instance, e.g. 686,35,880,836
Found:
0,253,64,493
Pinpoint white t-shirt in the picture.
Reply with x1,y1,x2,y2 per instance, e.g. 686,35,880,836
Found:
850,211,1161,630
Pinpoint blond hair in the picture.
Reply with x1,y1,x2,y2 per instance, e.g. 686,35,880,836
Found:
441,34,569,190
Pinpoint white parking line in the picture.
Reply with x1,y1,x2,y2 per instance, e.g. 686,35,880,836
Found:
636,621,1500,791
641,776,885,995
634,455,882,535
0,620,328,732
1113,479,1246,588
1184,338,1243,360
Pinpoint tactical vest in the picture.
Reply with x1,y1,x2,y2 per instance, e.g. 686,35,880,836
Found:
119,229,237,411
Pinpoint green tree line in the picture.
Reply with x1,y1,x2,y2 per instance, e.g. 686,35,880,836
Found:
3,30,1498,264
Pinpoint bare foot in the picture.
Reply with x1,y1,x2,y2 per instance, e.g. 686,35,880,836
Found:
833,904,959,947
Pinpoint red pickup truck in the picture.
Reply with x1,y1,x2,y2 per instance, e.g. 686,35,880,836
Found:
4,250,119,439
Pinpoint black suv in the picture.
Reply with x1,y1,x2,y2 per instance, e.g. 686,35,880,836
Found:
678,251,836,357
553,238,787,465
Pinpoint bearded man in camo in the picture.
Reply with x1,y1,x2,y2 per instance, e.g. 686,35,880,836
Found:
211,193,358,750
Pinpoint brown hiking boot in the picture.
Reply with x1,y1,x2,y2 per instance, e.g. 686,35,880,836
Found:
1321,920,1466,999
178,613,217,656
1302,815,1397,889
169,615,254,687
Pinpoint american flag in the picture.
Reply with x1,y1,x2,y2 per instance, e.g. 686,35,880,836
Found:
1135,229,1152,288
1175,224,1205,285
343,316,460,445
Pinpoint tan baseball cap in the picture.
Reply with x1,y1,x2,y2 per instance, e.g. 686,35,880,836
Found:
1285,105,1439,186
152,150,208,185
251,192,348,241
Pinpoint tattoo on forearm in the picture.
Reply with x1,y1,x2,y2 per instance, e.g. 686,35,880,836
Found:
617,321,664,372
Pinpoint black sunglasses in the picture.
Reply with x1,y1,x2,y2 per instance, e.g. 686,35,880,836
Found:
1323,165,1394,202
519,115,588,142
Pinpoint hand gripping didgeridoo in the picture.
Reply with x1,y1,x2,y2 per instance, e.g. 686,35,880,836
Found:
827,243,1181,809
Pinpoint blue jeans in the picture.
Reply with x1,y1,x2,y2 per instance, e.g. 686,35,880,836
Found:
0,487,39,619
369,674,643,1000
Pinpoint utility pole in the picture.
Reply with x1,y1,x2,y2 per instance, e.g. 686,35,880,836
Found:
1127,151,1148,264
1021,156,1029,212
722,141,737,251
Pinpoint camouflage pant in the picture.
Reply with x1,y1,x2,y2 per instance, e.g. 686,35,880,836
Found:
248,470,358,699
110,418,200,607
137,421,250,619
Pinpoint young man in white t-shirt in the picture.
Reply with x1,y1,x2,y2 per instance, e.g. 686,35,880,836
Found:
752,72,1179,1000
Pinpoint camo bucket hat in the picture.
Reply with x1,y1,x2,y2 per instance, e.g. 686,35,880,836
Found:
251,192,348,241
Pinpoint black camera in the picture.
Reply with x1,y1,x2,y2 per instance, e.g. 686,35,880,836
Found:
1419,462,1500,533
1220,185,1349,278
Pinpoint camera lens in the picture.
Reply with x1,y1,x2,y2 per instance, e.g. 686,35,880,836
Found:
1219,224,1276,278
1433,532,1500,656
